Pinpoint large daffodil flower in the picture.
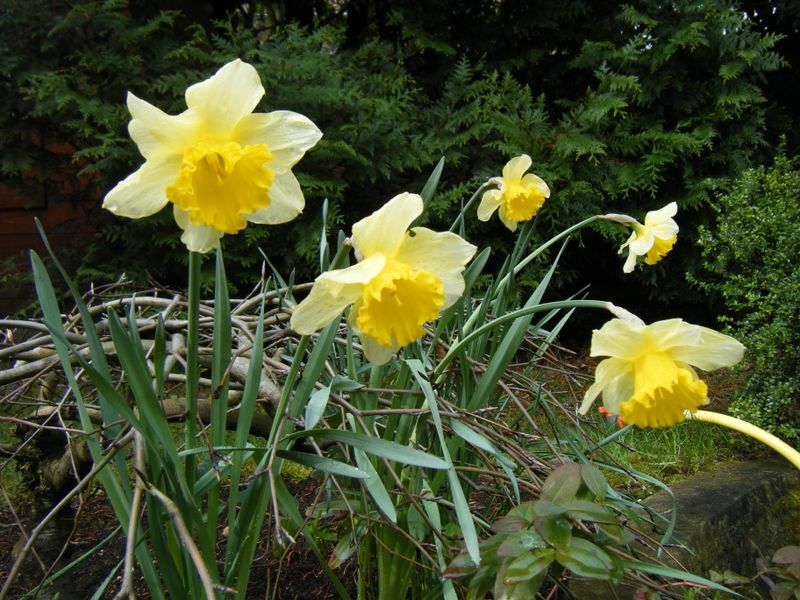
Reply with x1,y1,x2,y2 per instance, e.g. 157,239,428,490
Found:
103,59,322,253
619,202,678,273
291,193,477,365
478,154,550,231
579,318,745,428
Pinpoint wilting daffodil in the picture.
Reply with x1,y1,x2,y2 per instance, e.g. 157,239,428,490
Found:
478,154,550,231
291,193,477,365
103,59,322,253
619,202,678,273
579,318,745,428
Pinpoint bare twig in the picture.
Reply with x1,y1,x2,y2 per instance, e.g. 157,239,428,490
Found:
143,486,218,600
0,428,135,600
114,432,146,600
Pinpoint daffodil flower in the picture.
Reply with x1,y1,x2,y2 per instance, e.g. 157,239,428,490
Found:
291,193,477,365
478,154,550,231
579,318,745,428
103,59,322,253
619,202,678,273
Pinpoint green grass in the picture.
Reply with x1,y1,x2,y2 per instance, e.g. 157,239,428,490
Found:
591,418,739,498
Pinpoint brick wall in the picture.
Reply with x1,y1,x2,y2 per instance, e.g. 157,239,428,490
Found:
0,140,98,315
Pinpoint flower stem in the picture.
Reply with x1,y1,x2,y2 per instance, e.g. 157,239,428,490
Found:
185,251,202,486
691,410,800,471
492,214,603,299
459,214,603,338
449,183,489,232
435,299,613,377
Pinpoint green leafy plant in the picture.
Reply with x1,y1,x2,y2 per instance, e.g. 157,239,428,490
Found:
696,150,800,442
3,0,792,311
444,462,631,598
760,545,800,600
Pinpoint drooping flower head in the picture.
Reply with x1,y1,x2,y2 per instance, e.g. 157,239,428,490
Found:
619,202,678,273
291,193,477,364
579,318,745,428
478,155,550,231
103,59,322,253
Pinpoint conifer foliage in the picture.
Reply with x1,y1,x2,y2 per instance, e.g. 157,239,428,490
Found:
0,0,793,298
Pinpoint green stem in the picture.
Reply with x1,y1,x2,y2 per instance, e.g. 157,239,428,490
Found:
266,336,311,449
588,424,635,452
691,410,800,471
493,214,603,302
435,299,613,377
460,214,603,338
449,183,489,232
185,251,202,486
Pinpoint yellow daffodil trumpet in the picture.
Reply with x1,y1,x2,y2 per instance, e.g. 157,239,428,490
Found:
291,193,477,365
478,154,550,231
618,202,679,273
103,59,322,253
580,317,745,428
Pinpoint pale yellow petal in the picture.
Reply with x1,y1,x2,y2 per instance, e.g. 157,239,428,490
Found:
651,220,679,239
185,59,264,138
477,189,502,221
497,204,517,231
669,326,746,371
622,249,637,273
244,170,304,225
395,227,476,307
579,358,630,414
601,371,635,416
521,173,551,198
290,255,386,334
173,205,224,253
234,110,322,170
628,230,654,255
590,318,646,359
644,202,677,226
351,193,423,258
646,319,702,350
359,333,396,366
127,92,200,159
502,154,532,180
103,156,180,218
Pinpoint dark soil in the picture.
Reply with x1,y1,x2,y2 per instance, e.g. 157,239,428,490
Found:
0,480,355,600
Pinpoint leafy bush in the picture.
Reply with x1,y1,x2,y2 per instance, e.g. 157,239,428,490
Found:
2,0,791,306
696,150,800,442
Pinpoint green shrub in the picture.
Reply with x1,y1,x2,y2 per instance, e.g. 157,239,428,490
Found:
2,0,791,305
696,150,800,442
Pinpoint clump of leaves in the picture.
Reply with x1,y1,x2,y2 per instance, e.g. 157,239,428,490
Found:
445,462,635,598
756,545,800,600
695,150,800,443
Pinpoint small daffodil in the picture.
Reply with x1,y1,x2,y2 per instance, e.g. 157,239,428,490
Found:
478,154,550,231
579,318,745,428
619,202,678,273
103,59,322,253
291,193,476,365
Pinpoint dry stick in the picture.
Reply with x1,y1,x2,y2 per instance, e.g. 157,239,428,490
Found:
266,411,294,546
270,439,344,600
143,485,218,600
348,408,449,558
497,377,563,460
0,428,135,600
0,485,48,574
0,415,89,435
114,432,146,600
